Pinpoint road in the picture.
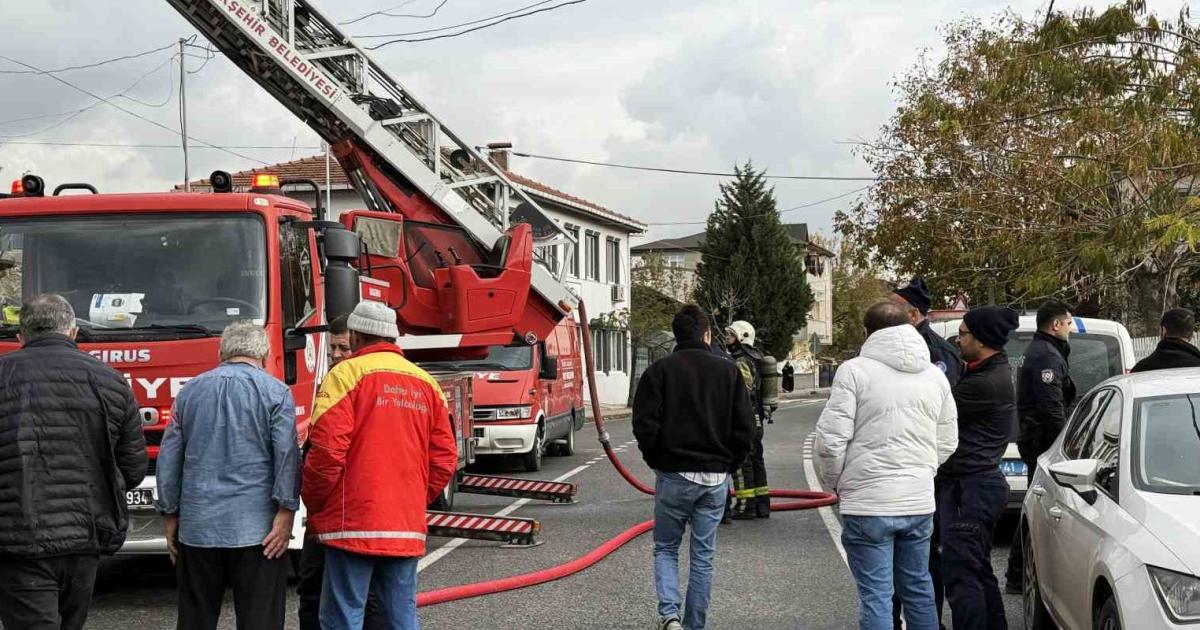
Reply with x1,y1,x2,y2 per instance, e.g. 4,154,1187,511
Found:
75,400,1025,629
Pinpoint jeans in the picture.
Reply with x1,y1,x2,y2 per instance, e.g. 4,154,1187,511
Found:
842,514,939,630
938,474,1009,630
297,539,386,630
0,554,99,630
653,471,729,630
321,546,420,630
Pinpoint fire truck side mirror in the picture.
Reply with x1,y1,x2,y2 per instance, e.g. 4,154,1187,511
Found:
322,225,361,321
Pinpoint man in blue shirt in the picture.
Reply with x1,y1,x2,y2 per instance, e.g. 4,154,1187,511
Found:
156,321,301,630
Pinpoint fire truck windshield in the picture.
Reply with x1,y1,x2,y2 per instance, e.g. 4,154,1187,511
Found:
0,214,266,339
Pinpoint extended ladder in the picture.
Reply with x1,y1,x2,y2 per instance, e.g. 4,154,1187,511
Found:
165,0,577,317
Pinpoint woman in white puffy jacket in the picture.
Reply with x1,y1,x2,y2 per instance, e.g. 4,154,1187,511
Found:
814,301,958,630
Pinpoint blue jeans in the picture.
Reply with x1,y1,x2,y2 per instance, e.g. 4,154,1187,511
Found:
842,514,938,630
321,546,419,630
653,472,728,630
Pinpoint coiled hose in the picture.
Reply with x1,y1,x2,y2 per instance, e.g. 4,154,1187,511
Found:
416,300,837,607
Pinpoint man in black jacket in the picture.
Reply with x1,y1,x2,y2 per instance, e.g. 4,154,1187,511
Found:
891,277,964,387
0,294,147,630
633,305,755,630
938,306,1019,629
1004,300,1076,593
1132,308,1200,372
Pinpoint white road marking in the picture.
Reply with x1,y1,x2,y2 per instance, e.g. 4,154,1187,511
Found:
802,432,847,567
418,464,592,573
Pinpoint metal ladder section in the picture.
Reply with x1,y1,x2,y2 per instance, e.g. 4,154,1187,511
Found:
165,0,578,312
426,510,540,546
457,474,578,504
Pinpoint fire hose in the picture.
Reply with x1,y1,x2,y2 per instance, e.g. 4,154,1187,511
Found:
416,301,837,607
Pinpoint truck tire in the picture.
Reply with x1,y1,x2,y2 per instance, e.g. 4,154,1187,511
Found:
522,422,545,472
556,418,576,456
430,473,457,512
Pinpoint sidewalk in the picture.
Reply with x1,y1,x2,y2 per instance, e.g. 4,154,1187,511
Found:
783,386,830,400
584,404,632,423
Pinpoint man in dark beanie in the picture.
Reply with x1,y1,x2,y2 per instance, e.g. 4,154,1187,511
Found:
936,306,1019,629
1131,308,1200,372
890,277,963,387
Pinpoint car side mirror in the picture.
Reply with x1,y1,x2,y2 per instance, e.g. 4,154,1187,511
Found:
540,355,559,380
1048,458,1101,504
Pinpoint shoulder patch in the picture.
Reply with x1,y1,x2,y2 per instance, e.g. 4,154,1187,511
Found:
935,361,947,373
1041,369,1055,384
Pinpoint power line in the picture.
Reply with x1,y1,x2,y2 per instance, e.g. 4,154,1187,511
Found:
340,0,425,25
364,0,587,48
0,42,179,75
0,141,321,150
0,53,270,166
357,0,555,37
645,186,872,226
512,151,880,181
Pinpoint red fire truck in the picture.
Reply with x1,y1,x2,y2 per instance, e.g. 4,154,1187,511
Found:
0,0,585,551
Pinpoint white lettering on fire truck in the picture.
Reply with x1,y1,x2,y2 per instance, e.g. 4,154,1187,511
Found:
123,375,193,400
89,349,151,364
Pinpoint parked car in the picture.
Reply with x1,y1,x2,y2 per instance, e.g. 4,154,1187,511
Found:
931,316,1136,511
1021,368,1200,630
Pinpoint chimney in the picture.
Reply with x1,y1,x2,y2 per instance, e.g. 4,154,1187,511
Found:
486,141,512,171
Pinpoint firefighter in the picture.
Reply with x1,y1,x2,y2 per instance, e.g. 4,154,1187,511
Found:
890,277,963,387
1004,301,1076,593
725,320,771,520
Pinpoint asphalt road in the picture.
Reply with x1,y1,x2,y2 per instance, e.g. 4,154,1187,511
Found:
66,400,1026,629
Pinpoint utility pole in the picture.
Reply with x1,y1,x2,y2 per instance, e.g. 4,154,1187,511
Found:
178,38,191,192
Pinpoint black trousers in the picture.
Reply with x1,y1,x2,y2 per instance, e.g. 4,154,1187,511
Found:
176,544,289,630
733,424,769,516
296,538,386,630
0,554,99,630
938,473,1009,630
1004,443,1040,585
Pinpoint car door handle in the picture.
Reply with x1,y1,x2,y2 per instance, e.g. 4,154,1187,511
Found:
1048,506,1064,520
1030,485,1046,497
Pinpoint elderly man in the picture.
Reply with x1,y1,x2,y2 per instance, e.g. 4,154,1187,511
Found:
156,321,301,630
0,294,147,630
304,301,456,630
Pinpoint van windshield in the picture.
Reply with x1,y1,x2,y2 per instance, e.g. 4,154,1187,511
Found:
425,345,533,371
1006,332,1123,395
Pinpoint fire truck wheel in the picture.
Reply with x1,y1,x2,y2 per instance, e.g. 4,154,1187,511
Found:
430,474,457,512
553,421,576,457
522,422,545,472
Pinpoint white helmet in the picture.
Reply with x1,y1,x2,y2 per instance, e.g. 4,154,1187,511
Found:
725,320,756,347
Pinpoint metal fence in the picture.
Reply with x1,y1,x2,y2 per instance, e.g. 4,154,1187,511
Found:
1131,336,1158,361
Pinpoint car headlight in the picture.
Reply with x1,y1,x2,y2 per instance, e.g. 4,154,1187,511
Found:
1148,566,1200,623
494,406,531,420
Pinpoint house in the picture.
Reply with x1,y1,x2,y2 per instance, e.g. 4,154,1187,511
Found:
631,223,835,347
177,151,647,406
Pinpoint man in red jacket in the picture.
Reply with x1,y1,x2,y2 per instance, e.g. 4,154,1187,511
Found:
303,301,457,630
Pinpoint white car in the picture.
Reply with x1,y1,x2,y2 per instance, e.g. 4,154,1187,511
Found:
1021,369,1200,629
931,316,1136,510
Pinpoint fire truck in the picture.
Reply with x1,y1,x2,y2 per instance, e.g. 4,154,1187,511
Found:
0,0,586,552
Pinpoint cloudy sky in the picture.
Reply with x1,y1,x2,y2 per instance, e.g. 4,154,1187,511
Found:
0,0,1177,244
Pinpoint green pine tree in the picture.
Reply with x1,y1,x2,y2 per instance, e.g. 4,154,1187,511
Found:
695,162,813,360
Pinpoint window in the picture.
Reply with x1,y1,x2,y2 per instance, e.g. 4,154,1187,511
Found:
1005,332,1123,399
536,245,559,274
1084,391,1122,497
280,224,316,328
1062,390,1111,460
663,253,686,268
1132,394,1200,495
565,225,580,278
590,328,628,373
606,237,621,284
584,231,600,281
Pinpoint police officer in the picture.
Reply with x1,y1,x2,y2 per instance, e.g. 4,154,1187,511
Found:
938,306,1020,629
1003,300,1076,593
725,320,771,520
891,277,963,387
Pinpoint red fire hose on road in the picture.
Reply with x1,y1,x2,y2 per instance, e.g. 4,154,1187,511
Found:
416,301,837,607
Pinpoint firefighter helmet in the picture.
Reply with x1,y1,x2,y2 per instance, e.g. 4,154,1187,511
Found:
725,320,756,347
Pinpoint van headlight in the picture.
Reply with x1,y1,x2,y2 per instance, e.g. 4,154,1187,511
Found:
495,406,532,420
1148,566,1200,622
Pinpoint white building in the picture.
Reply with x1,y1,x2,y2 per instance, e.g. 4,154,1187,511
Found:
180,152,647,406
631,224,834,349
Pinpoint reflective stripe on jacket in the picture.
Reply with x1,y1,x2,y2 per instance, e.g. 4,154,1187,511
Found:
302,342,456,557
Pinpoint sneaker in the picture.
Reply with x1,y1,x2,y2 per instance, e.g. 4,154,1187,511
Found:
1005,580,1022,595
658,618,683,630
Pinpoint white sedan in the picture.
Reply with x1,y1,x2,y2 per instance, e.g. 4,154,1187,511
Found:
1021,368,1200,629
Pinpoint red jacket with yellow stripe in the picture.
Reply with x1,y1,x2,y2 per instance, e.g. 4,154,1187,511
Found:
302,343,457,557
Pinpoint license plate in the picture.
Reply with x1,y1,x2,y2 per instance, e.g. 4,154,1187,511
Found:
1000,460,1027,477
126,488,155,509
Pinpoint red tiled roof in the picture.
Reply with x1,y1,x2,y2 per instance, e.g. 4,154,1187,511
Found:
176,155,646,231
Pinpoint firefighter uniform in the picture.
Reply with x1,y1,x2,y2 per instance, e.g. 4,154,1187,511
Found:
728,325,770,520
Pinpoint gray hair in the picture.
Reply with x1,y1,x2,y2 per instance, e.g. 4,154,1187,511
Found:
19,294,76,340
219,321,270,362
